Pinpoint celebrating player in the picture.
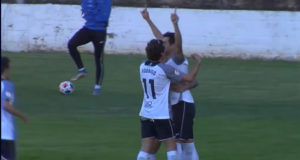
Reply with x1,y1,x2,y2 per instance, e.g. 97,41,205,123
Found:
141,8,200,160
68,0,112,95
137,39,201,160
1,57,29,160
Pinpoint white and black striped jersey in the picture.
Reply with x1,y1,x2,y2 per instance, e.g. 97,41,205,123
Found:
139,60,184,119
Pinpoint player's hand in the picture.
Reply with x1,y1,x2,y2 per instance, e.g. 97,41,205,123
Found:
171,8,179,24
170,82,185,92
191,53,201,64
22,115,29,124
141,8,150,20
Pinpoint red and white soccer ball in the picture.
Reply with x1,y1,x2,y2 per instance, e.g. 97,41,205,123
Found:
59,81,74,95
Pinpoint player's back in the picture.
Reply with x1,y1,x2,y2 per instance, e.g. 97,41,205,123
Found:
139,61,171,119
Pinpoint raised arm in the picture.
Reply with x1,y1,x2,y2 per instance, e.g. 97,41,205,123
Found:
141,8,164,40
181,54,202,82
171,9,184,59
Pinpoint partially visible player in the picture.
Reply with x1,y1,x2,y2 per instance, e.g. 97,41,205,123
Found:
1,57,29,160
137,39,201,160
1,156,7,160
68,0,112,95
141,8,200,160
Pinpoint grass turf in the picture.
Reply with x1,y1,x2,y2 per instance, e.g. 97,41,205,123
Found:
2,52,300,160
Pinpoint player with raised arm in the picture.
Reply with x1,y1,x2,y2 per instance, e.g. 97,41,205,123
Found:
141,8,175,62
1,57,29,160
141,8,197,92
68,0,111,95
141,8,200,160
137,39,201,160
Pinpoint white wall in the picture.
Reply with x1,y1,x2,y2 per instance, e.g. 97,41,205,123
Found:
1,4,300,61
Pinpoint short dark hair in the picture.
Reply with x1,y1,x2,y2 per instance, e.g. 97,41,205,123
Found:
1,57,10,74
163,32,175,45
146,39,165,61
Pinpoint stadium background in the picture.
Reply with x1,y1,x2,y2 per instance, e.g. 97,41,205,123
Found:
1,0,300,160
3,0,300,10
2,1,300,60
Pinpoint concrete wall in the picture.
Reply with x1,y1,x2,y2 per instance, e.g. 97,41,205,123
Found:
3,0,300,11
1,4,300,60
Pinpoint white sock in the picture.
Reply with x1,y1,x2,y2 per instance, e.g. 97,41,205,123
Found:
94,85,101,89
78,68,85,71
182,142,199,160
148,153,156,160
167,150,177,160
192,144,199,160
137,151,149,160
176,143,183,160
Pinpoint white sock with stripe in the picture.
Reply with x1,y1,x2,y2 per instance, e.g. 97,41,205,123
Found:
94,85,101,89
182,142,199,160
137,151,149,160
176,143,183,160
167,150,177,160
148,153,156,160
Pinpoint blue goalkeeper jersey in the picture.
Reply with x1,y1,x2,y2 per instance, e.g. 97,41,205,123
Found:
81,0,112,31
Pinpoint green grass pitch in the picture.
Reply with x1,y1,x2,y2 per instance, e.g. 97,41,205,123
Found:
2,52,300,160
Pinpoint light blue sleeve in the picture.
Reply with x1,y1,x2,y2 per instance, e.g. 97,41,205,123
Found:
3,82,15,103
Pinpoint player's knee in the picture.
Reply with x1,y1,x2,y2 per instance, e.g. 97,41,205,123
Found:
67,40,77,50
137,151,149,160
179,139,194,143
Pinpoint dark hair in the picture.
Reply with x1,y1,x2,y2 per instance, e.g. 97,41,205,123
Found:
146,39,165,61
1,57,10,74
163,32,175,45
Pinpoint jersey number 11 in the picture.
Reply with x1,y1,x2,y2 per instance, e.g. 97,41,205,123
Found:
142,78,156,99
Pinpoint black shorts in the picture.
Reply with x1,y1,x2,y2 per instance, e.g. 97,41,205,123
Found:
172,101,196,140
1,139,16,160
140,117,175,141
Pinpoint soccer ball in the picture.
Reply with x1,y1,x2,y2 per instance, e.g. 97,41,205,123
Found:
59,81,74,95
